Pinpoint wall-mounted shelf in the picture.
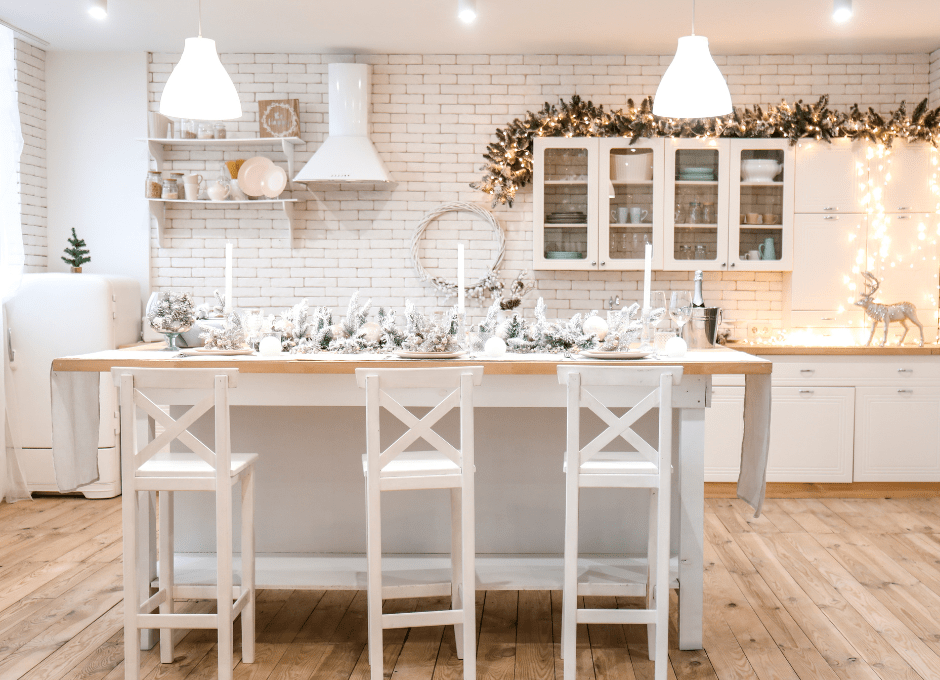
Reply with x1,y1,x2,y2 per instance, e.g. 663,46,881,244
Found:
147,198,300,247
141,137,303,177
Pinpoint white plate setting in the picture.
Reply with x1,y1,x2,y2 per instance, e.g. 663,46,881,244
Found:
396,351,467,360
580,350,652,361
180,347,255,356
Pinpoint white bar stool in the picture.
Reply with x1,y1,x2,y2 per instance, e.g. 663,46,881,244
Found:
557,365,682,680
355,366,483,680
113,368,256,680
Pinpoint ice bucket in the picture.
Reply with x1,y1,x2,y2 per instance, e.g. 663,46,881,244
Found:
683,307,723,348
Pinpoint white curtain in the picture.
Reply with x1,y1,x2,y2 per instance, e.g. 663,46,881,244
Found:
1,26,30,503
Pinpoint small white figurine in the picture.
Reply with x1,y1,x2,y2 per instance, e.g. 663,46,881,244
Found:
855,271,924,347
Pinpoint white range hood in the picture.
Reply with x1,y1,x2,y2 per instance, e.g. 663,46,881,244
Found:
293,63,392,184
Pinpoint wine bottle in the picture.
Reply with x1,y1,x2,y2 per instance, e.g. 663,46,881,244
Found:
692,270,705,308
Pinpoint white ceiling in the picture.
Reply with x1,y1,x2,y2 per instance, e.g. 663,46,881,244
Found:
2,0,940,55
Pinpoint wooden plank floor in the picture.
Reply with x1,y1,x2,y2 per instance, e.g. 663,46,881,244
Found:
5,496,940,679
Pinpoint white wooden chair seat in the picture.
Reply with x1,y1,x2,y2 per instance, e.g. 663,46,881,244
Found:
362,450,462,477
563,451,660,476
356,366,483,680
139,452,258,478
558,365,682,680
114,367,255,680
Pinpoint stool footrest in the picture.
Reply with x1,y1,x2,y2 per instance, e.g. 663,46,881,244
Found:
139,589,167,614
138,613,219,629
382,609,464,630
576,608,656,625
579,474,660,489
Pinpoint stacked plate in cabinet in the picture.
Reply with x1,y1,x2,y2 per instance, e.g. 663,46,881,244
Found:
545,211,587,224
677,167,716,181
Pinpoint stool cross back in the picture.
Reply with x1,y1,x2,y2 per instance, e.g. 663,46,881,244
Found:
113,367,256,680
355,366,484,680
557,365,683,680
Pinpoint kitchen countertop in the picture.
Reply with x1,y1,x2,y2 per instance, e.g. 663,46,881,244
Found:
728,343,940,355
52,346,772,375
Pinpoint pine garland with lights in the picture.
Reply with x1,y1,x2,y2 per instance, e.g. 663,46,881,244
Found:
473,95,940,206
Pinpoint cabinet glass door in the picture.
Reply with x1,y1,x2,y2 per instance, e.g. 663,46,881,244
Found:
729,139,794,270
600,139,664,270
533,138,598,270
664,139,729,270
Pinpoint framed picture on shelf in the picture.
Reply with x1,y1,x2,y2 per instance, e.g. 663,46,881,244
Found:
258,99,301,138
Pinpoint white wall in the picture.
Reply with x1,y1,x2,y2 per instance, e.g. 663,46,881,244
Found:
46,51,150,302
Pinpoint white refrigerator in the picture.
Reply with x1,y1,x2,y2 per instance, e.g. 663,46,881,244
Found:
3,273,141,498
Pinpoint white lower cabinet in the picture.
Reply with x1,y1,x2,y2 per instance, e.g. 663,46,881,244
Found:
706,385,854,482
853,386,940,481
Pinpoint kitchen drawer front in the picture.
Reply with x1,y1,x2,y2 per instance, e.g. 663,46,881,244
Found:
768,359,940,383
704,386,854,482
789,310,865,329
854,386,940,481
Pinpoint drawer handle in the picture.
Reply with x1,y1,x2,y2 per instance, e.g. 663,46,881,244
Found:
898,389,914,394
820,317,835,321
897,215,911,219
823,215,839,220
898,368,913,374
898,206,910,210
799,389,815,394
800,369,815,374
823,207,837,211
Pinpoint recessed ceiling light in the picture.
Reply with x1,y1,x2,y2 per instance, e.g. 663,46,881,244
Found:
458,0,477,24
833,0,852,22
88,0,107,20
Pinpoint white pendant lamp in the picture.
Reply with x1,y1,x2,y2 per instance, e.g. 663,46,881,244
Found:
832,0,852,22
653,0,732,119
88,0,107,20
159,0,242,121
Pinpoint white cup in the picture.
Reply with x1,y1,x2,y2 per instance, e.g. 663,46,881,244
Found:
747,250,761,260
629,207,649,224
610,207,629,224
183,173,203,185
183,183,200,200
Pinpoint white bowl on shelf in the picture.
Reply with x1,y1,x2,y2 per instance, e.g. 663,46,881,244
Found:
741,159,782,182
611,153,653,182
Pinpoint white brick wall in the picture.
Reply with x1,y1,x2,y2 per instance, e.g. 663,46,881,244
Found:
15,39,47,272
930,48,940,108
147,52,931,327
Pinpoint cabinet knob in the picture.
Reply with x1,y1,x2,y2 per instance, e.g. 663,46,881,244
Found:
730,262,735,267
600,261,606,266
721,262,726,268
591,261,597,266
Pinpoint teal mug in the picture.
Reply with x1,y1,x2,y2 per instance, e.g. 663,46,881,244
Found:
758,237,776,260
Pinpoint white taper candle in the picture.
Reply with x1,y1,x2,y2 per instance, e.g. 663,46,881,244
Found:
457,243,465,315
224,242,233,314
642,242,652,310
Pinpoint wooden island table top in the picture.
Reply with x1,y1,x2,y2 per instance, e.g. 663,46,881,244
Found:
52,345,772,376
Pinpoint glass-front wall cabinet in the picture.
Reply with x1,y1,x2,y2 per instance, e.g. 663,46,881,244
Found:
729,139,794,270
663,139,730,270
600,139,665,269
533,138,597,270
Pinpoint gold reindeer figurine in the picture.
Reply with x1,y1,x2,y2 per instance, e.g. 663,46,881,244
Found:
855,271,924,347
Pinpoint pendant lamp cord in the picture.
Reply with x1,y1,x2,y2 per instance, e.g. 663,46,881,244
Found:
197,0,202,37
691,0,696,35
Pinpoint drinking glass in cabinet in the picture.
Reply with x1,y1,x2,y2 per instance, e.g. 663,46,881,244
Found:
694,245,707,260
679,245,692,260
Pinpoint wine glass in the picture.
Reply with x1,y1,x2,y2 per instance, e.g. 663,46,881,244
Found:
670,291,693,333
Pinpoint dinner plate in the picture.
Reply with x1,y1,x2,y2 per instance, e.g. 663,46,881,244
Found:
396,351,467,359
237,156,275,197
180,347,255,356
580,350,652,360
260,165,288,198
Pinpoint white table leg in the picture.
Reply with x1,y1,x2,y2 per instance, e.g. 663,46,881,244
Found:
136,411,158,651
677,406,704,651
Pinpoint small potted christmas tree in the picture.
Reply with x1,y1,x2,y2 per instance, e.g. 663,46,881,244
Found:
62,228,91,273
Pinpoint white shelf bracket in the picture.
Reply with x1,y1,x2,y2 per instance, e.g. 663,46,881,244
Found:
149,200,167,247
147,140,165,172
282,200,298,246
281,138,296,181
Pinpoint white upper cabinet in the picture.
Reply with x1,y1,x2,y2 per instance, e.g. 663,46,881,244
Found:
877,143,937,213
791,213,867,316
794,139,867,213
533,138,599,271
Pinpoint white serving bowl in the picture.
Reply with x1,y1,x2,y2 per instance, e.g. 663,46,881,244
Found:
612,152,654,182
741,159,782,182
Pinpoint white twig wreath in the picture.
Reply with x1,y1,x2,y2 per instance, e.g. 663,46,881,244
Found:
411,202,507,299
